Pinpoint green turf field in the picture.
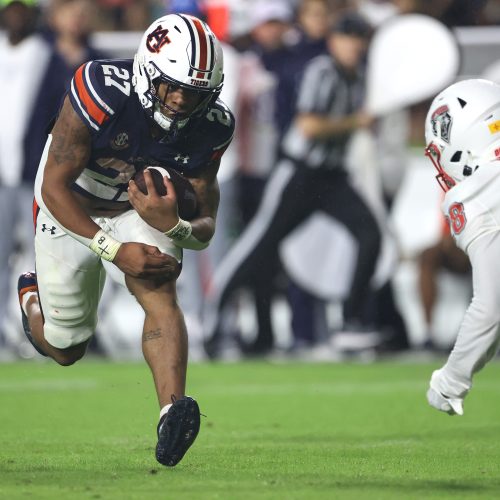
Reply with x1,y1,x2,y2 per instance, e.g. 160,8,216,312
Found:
1,359,500,499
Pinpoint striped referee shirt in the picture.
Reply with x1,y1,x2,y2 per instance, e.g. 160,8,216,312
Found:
281,55,366,170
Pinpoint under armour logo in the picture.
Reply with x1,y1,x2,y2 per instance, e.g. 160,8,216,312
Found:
41,224,56,235
146,25,171,53
175,154,190,164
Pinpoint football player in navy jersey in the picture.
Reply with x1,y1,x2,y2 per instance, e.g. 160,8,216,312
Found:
17,13,234,466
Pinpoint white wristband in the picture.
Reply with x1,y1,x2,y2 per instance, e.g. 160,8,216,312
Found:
164,218,192,241
89,229,122,262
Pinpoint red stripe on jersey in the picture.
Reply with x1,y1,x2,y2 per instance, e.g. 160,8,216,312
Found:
32,198,39,231
74,64,109,126
192,17,208,78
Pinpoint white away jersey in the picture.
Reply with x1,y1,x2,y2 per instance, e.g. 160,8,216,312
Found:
442,160,500,253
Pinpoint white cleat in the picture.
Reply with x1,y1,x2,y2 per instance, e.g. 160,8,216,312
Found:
426,387,464,415
427,370,464,416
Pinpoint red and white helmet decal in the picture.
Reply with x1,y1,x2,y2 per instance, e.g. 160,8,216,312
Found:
180,15,216,81
431,105,453,144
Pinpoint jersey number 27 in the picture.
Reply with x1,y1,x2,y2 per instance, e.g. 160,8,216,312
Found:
103,65,131,96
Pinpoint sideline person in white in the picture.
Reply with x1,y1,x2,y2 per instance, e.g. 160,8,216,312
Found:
424,78,500,416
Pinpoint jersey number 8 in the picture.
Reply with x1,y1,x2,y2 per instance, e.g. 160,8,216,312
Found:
448,202,467,235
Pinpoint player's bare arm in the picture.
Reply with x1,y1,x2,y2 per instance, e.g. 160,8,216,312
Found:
184,160,220,242
42,97,177,279
42,96,101,240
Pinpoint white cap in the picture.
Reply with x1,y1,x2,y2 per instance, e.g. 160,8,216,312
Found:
251,0,293,29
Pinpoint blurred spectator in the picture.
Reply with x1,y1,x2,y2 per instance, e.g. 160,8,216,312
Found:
281,0,334,136
95,0,150,30
205,0,297,357
392,0,488,25
351,2,467,353
166,0,203,17
242,0,297,138
230,0,333,355
356,0,398,26
296,0,334,52
418,224,471,351
0,0,65,352
45,0,107,80
204,11,382,358
235,0,296,222
438,0,489,26
284,0,333,353
482,0,500,25
355,21,412,352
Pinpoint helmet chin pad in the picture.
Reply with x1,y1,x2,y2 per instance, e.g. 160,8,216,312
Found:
153,103,189,132
147,75,216,137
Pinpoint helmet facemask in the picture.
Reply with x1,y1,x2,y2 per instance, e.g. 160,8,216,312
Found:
425,142,456,192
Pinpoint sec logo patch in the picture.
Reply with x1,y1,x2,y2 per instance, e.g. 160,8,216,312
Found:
110,132,129,150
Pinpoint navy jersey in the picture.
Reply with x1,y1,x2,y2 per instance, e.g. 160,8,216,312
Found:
68,59,235,202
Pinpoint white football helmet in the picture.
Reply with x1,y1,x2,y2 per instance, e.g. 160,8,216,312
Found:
425,79,500,191
132,13,224,137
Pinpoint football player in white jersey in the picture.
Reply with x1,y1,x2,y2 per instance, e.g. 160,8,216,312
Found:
424,78,500,416
17,14,234,465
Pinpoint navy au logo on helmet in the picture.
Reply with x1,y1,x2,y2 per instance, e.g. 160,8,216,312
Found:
431,105,452,143
146,25,171,53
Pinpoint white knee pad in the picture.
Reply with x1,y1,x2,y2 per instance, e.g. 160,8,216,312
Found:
42,279,99,349
44,323,95,350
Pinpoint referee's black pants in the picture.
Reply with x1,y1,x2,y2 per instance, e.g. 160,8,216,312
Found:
204,160,381,349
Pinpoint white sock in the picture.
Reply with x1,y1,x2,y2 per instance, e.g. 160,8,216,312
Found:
21,291,37,315
159,403,173,420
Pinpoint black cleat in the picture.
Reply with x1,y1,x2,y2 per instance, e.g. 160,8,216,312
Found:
17,272,47,357
155,396,200,467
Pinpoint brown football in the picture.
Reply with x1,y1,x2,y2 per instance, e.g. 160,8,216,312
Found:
133,166,198,220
